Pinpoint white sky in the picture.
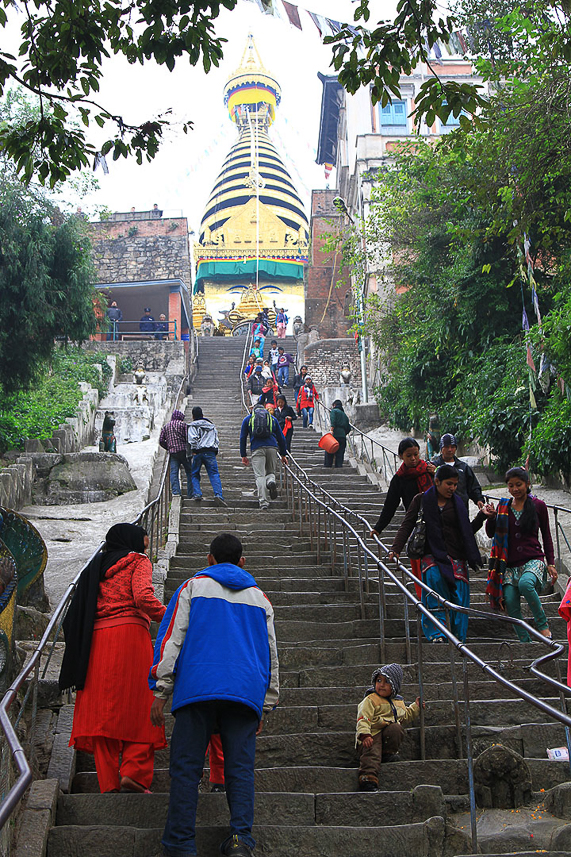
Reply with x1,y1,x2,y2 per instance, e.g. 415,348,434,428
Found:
47,0,396,231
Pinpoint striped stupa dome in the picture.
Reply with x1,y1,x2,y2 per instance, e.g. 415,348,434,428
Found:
198,35,308,245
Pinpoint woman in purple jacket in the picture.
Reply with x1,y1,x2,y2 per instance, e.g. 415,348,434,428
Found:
486,467,558,641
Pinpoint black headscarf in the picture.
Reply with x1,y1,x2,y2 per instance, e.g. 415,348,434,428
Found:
58,524,147,692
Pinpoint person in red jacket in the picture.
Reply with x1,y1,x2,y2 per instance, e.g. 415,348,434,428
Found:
297,377,319,428
59,523,166,793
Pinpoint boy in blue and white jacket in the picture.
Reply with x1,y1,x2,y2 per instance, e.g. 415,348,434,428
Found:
149,533,279,857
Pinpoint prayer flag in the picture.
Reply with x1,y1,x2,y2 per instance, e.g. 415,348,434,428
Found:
282,1,302,29
522,306,530,332
526,343,536,373
307,10,325,36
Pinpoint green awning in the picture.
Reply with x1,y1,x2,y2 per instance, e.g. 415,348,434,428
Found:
194,258,304,293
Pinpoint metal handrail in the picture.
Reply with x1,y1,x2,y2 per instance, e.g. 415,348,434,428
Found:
0,370,191,834
281,451,571,854
314,398,398,482
104,319,179,340
240,327,255,415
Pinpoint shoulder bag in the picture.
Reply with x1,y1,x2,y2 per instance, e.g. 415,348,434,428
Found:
406,496,426,559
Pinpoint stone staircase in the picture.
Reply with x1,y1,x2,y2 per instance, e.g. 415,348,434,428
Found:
46,337,571,857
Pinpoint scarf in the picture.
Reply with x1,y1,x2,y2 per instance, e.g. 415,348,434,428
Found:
58,524,147,692
486,498,510,611
422,486,482,589
396,459,433,494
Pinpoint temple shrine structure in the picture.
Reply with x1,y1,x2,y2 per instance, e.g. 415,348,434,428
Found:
193,36,309,334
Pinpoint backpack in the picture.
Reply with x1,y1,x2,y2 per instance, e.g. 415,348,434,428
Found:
250,409,272,439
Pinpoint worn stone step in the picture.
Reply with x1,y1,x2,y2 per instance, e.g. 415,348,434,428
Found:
47,817,449,857
73,755,568,798
56,784,444,829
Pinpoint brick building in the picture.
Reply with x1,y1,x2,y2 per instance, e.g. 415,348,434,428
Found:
305,189,352,339
89,210,193,341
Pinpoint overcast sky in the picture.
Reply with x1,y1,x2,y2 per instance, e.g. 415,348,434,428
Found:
59,0,396,231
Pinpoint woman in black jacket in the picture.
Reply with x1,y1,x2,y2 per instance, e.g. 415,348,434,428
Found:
275,394,297,451
370,438,436,538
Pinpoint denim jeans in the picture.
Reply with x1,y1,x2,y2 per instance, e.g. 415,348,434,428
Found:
277,365,289,386
190,449,223,499
302,406,314,428
169,451,192,497
162,700,259,856
421,563,470,642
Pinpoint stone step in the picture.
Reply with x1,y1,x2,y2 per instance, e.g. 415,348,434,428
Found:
47,817,450,857
55,783,444,829
71,758,570,797
152,698,568,736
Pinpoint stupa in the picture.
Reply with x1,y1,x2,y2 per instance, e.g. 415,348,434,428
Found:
193,35,308,334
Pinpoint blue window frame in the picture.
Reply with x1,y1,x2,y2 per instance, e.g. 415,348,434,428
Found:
379,100,407,128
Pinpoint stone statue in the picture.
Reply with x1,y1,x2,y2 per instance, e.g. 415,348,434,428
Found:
99,411,117,453
134,361,146,385
292,316,303,336
201,316,215,337
340,363,352,385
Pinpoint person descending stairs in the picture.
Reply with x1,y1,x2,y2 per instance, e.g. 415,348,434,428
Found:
47,336,571,857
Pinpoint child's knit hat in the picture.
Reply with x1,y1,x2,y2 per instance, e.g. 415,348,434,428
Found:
371,664,403,697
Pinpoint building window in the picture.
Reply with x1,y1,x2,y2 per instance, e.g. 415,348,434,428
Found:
379,100,407,133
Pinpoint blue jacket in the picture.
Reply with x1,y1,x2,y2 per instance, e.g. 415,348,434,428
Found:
240,411,287,457
149,563,279,718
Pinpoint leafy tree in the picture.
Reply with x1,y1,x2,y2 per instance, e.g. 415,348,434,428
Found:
0,176,98,396
0,0,236,185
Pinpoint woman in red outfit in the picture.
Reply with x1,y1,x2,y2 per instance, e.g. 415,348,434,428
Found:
59,523,167,793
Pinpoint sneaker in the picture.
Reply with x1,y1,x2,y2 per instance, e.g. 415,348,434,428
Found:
268,481,278,500
358,775,378,792
211,782,225,793
214,496,228,507
382,753,400,763
192,495,203,502
220,835,253,857
259,501,270,510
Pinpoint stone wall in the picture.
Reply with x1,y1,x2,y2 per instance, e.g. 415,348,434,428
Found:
299,337,362,391
0,457,35,509
305,190,352,339
90,217,191,291
83,340,189,384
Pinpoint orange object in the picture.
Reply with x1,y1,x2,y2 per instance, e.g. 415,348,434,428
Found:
318,432,340,454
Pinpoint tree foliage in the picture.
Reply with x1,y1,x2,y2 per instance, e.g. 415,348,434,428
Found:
0,176,99,397
0,0,236,185
0,347,112,453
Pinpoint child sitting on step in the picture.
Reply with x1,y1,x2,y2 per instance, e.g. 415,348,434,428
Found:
356,663,422,792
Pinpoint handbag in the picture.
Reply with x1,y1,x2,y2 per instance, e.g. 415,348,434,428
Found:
406,496,426,559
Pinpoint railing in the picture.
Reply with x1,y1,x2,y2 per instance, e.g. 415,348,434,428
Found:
240,328,256,415
315,398,398,484
104,319,178,341
279,451,571,855
0,373,190,844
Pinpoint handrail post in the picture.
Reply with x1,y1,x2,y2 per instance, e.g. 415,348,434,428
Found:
449,637,463,759
378,559,387,664
417,611,426,761
463,658,478,855
401,565,412,665
316,502,321,563
555,508,561,569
